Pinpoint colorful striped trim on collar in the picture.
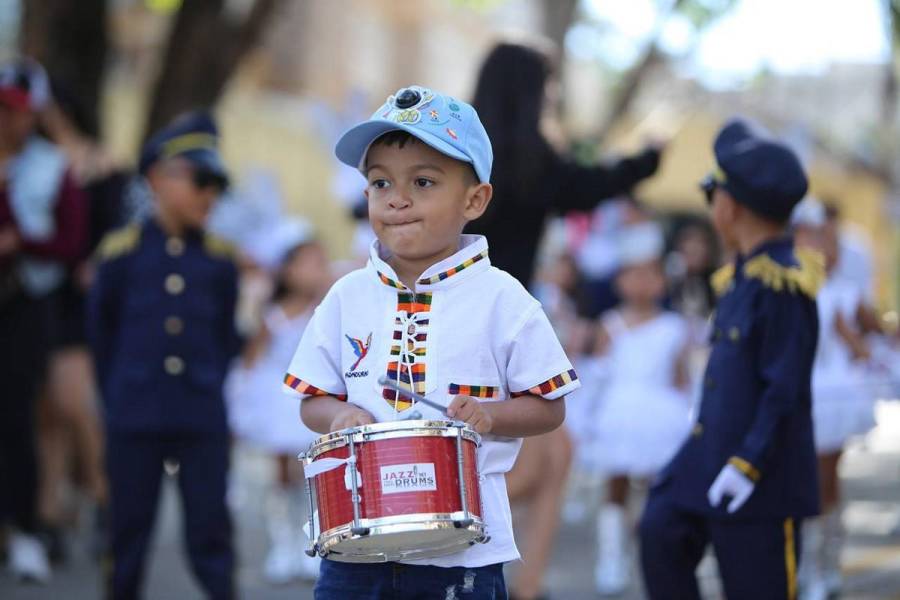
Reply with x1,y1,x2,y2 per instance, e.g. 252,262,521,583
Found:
378,271,407,290
417,250,488,285
376,249,489,290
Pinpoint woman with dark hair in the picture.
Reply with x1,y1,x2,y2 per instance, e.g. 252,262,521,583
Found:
470,41,662,600
467,41,662,288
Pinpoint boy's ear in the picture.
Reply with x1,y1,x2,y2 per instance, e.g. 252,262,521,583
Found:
462,182,493,221
144,163,162,192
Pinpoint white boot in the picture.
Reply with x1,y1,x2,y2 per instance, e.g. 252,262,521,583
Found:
263,487,299,584
8,532,51,584
292,541,321,581
821,509,845,596
798,518,828,600
595,503,630,595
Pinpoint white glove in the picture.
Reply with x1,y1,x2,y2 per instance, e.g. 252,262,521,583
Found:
707,464,755,513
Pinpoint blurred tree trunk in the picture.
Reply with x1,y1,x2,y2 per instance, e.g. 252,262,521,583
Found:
20,0,108,138
143,0,281,140
884,0,900,125
541,0,578,56
595,0,688,142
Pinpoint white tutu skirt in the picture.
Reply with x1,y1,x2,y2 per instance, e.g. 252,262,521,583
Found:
591,383,692,477
813,371,876,453
226,365,320,454
564,357,609,472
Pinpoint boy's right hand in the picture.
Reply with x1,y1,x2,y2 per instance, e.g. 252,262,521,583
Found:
329,404,375,432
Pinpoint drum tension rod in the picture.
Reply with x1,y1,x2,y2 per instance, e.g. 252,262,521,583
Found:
300,452,320,557
453,427,474,530
348,436,370,537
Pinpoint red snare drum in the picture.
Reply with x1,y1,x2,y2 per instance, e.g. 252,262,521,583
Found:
302,420,486,562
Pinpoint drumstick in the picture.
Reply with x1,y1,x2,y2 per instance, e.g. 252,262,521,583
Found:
377,376,448,415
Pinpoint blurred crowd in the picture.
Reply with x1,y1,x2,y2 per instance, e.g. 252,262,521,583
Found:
1,39,900,600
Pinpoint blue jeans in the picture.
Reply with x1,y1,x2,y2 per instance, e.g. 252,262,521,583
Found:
314,558,508,600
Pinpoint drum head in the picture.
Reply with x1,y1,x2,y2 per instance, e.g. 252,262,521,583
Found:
318,514,485,563
305,419,480,461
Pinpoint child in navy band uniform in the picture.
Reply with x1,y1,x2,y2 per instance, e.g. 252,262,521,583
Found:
639,118,821,600
89,112,239,600
284,86,580,600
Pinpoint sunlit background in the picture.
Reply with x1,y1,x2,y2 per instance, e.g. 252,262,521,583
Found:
2,0,898,309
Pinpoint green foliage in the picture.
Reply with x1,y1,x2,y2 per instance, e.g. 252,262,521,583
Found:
447,0,508,11
672,0,738,30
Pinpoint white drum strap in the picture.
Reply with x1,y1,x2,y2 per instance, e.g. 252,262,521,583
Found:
304,455,362,490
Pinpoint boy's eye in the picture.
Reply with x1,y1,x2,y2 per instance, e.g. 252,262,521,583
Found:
414,177,434,188
370,178,390,190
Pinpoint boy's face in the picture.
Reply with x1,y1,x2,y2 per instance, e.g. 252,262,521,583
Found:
147,157,223,230
364,139,491,266
709,188,738,251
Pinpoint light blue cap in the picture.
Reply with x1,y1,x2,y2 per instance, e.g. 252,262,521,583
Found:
335,85,493,183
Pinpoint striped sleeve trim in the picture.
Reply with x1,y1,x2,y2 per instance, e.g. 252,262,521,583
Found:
510,369,579,399
728,456,761,482
283,374,347,401
448,383,498,398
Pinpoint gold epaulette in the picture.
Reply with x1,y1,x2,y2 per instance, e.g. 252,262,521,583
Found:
95,225,141,261
710,263,735,297
743,248,824,299
203,233,237,260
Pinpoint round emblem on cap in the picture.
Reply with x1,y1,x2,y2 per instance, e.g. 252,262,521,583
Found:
394,88,421,109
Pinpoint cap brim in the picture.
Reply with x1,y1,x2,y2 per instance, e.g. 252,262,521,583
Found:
335,120,472,175
182,148,227,175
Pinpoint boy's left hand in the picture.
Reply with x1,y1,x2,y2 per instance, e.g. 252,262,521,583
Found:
707,464,755,513
447,395,493,434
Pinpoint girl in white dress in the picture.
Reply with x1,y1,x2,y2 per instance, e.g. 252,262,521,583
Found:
226,227,332,584
793,200,876,600
591,222,693,595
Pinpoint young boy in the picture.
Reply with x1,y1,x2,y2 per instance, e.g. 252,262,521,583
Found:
638,118,822,600
88,112,239,599
283,86,580,599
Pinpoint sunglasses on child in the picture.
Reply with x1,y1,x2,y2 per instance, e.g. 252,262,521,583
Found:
191,169,228,192
699,174,723,205
160,161,228,191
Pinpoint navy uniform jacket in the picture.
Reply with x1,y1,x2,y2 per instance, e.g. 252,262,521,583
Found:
87,218,240,436
662,237,822,519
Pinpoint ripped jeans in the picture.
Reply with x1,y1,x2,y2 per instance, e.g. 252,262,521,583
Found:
314,559,508,600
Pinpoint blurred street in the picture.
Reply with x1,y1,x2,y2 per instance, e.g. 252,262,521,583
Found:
2,402,899,600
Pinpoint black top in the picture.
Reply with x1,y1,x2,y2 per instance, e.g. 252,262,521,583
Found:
466,146,660,286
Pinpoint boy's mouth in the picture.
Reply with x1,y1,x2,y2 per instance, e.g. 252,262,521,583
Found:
383,219,422,228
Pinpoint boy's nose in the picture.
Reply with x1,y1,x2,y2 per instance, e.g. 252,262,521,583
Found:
387,189,411,209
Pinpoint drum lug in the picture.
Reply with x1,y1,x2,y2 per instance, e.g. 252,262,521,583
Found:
453,518,474,529
477,534,491,545
304,545,318,558
351,526,371,537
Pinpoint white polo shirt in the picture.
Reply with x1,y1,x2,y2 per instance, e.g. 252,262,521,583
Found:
284,234,580,568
